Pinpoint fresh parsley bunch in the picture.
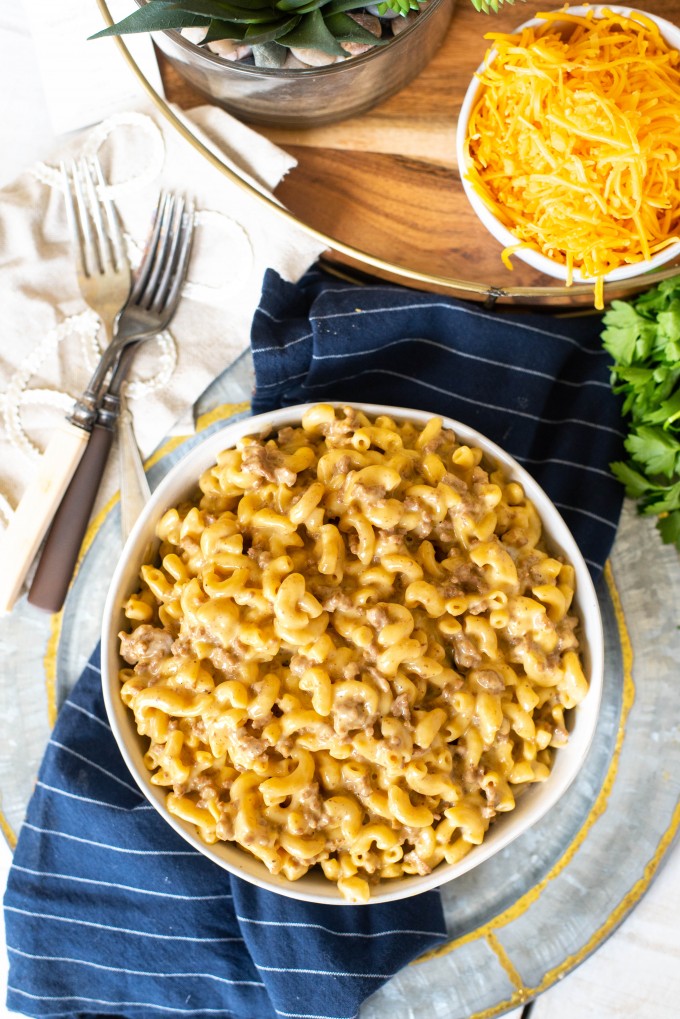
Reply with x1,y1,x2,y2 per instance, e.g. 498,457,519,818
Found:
602,277,680,551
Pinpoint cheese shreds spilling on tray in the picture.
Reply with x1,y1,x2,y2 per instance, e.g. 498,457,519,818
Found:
464,7,680,308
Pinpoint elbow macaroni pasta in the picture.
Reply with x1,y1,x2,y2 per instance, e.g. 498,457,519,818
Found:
118,405,589,902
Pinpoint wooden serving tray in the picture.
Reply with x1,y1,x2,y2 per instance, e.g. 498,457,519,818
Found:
157,0,680,304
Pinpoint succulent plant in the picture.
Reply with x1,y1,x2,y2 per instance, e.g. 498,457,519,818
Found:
375,0,422,12
92,0,428,56
469,0,514,12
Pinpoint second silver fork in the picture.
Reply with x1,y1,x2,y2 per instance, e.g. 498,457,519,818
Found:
104,191,196,541
27,194,195,614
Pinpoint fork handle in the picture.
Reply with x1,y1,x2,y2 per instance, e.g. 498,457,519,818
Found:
0,420,90,615
27,422,116,614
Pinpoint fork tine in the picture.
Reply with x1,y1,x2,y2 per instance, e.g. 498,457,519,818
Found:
81,158,113,274
158,199,195,317
61,162,86,279
70,160,100,278
138,194,177,310
128,191,171,306
92,157,127,273
149,197,186,315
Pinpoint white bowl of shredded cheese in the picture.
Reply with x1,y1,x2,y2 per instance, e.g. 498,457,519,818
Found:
456,5,680,308
102,402,603,904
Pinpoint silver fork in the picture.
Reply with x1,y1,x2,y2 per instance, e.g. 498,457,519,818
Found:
0,158,132,615
102,191,196,540
27,194,195,614
64,158,131,351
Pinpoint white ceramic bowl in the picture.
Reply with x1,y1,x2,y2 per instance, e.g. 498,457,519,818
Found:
102,402,604,904
455,5,680,285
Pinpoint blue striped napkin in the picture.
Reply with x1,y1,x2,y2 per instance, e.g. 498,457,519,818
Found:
251,267,626,578
4,646,447,1018
4,266,626,1018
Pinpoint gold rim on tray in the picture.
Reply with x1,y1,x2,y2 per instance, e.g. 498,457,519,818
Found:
95,0,680,307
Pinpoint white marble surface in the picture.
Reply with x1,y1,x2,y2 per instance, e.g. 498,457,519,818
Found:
0,7,57,187
1,5,679,1019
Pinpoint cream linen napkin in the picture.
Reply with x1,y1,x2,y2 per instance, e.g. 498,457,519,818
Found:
0,100,325,530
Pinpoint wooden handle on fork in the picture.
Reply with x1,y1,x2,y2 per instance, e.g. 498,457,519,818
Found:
27,422,116,614
0,420,90,615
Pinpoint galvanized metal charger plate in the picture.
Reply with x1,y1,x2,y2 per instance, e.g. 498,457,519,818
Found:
1,350,679,1018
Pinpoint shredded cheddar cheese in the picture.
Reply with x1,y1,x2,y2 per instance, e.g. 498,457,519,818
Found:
465,6,680,308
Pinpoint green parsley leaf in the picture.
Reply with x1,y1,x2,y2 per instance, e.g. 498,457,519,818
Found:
610,460,656,498
624,425,680,478
658,511,680,547
602,276,680,552
601,300,643,364
646,388,680,428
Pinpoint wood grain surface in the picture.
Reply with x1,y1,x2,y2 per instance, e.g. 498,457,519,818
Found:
158,0,680,303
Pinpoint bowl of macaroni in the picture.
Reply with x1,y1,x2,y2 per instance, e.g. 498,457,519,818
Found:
102,402,603,904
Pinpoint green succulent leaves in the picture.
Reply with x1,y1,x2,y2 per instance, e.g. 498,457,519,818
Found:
469,0,514,13
374,0,421,14
90,0,426,55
